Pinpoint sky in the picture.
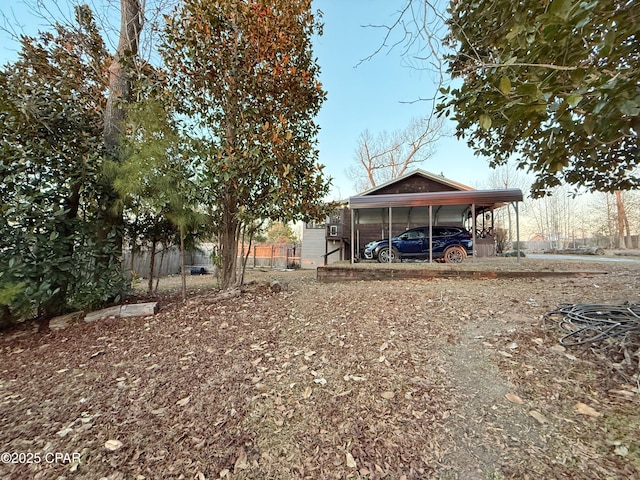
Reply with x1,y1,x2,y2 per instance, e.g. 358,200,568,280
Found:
0,0,497,200
311,0,495,199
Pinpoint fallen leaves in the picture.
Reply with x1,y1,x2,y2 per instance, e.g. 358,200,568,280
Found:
505,392,525,404
611,442,630,457
608,387,638,400
234,447,249,473
2,265,639,480
345,451,357,469
105,439,123,451
301,386,312,399
56,426,74,437
343,374,367,382
529,410,548,424
574,402,601,418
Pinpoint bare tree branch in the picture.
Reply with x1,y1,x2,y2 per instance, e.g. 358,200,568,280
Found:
347,115,447,191
356,1,449,110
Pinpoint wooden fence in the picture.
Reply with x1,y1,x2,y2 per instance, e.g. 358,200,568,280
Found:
124,243,301,278
123,246,182,278
239,243,300,269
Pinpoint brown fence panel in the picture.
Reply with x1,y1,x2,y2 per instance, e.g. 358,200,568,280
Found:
239,243,300,268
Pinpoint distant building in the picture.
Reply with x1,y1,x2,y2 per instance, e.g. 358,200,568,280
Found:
300,169,524,268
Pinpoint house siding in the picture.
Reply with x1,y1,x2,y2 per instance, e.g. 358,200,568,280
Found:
300,227,326,269
368,175,462,195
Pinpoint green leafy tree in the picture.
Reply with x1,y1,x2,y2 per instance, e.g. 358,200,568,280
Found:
113,97,209,301
0,6,128,321
439,0,639,196
126,211,179,293
265,221,299,244
97,0,145,269
161,0,333,289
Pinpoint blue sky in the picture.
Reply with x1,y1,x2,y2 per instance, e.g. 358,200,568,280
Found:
0,0,496,199
312,0,495,198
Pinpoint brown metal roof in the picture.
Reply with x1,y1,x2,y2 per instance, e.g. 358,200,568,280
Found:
349,189,523,209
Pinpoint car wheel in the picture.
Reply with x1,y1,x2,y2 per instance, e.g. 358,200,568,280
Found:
378,247,400,263
444,246,466,263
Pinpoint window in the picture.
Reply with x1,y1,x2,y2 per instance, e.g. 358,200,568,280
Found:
305,220,325,229
329,225,338,236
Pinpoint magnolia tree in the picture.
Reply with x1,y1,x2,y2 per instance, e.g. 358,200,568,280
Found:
439,0,639,196
161,0,333,288
0,7,121,320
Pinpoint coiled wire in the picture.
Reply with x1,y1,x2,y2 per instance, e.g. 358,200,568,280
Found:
545,302,640,346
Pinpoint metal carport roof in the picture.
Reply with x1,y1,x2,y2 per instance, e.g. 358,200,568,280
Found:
349,189,523,209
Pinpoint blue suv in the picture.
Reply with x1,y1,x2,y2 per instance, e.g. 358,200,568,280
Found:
363,226,473,263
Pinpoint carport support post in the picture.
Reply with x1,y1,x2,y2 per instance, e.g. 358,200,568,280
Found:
429,205,433,263
471,203,476,263
350,207,355,265
388,207,392,263
514,201,521,264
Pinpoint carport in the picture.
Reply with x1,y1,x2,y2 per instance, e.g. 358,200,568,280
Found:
348,189,524,264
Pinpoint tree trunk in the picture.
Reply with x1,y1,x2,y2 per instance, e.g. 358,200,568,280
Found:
155,246,165,293
219,209,239,290
147,239,157,293
104,0,143,154
180,225,187,302
98,0,143,276
129,245,136,272
615,190,628,249
238,226,254,287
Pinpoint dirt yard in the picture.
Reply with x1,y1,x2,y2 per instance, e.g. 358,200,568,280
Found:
1,256,639,479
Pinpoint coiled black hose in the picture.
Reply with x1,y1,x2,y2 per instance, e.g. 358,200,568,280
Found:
545,302,640,346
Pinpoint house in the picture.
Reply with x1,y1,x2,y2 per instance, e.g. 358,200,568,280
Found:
300,169,523,268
